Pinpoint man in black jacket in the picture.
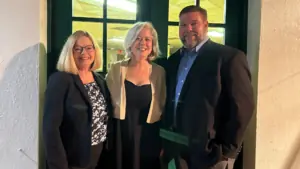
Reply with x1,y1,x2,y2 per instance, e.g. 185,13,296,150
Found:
161,5,254,169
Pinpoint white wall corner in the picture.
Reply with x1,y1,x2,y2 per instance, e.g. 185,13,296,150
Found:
0,0,47,168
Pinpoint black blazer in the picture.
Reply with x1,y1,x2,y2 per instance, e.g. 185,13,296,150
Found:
43,71,113,169
162,40,254,167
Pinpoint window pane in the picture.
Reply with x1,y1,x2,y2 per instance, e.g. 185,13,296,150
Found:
168,26,225,56
169,0,195,22
72,21,104,71
168,26,181,56
107,23,133,70
208,27,225,44
73,0,103,18
200,0,226,23
107,0,137,20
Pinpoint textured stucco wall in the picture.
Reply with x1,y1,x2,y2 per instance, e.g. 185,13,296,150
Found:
0,0,47,168
245,0,300,168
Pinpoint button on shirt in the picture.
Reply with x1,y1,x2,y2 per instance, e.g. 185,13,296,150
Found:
174,38,209,124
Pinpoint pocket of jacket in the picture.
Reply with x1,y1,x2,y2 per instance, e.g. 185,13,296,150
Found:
71,104,88,110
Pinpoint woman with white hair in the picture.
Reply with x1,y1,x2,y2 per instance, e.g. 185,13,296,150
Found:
43,30,113,169
106,22,166,169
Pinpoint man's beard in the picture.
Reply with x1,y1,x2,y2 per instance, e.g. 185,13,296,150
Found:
180,33,202,49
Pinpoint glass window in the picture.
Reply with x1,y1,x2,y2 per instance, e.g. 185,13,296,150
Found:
72,21,104,71
106,23,133,70
168,26,225,55
107,0,137,20
72,0,137,72
168,0,195,22
208,27,225,44
72,0,103,18
168,26,181,56
200,0,226,23
73,0,137,20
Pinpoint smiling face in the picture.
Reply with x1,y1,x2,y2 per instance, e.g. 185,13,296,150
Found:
179,11,208,49
130,27,153,61
72,36,95,70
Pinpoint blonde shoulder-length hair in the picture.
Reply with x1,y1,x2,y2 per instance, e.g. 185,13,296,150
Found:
124,22,161,61
56,30,102,74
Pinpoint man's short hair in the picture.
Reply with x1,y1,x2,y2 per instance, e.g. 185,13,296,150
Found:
179,5,208,20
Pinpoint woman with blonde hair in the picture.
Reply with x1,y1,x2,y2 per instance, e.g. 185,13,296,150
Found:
43,30,113,169
106,22,166,169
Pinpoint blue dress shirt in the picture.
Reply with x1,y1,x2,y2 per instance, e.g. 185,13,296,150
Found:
174,38,209,124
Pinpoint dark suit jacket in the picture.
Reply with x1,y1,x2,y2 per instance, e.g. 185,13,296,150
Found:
162,40,254,168
43,71,113,169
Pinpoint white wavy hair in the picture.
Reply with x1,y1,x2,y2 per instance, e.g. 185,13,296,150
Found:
123,22,161,61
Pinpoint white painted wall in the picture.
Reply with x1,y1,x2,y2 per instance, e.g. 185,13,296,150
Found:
0,0,47,168
245,0,300,168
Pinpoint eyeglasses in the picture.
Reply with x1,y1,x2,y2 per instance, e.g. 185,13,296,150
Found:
73,45,95,53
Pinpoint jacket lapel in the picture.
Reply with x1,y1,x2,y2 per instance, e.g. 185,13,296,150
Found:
72,74,92,107
93,72,107,98
164,50,182,127
168,50,182,101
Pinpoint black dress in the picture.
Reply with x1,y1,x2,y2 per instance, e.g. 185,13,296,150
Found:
115,80,161,169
